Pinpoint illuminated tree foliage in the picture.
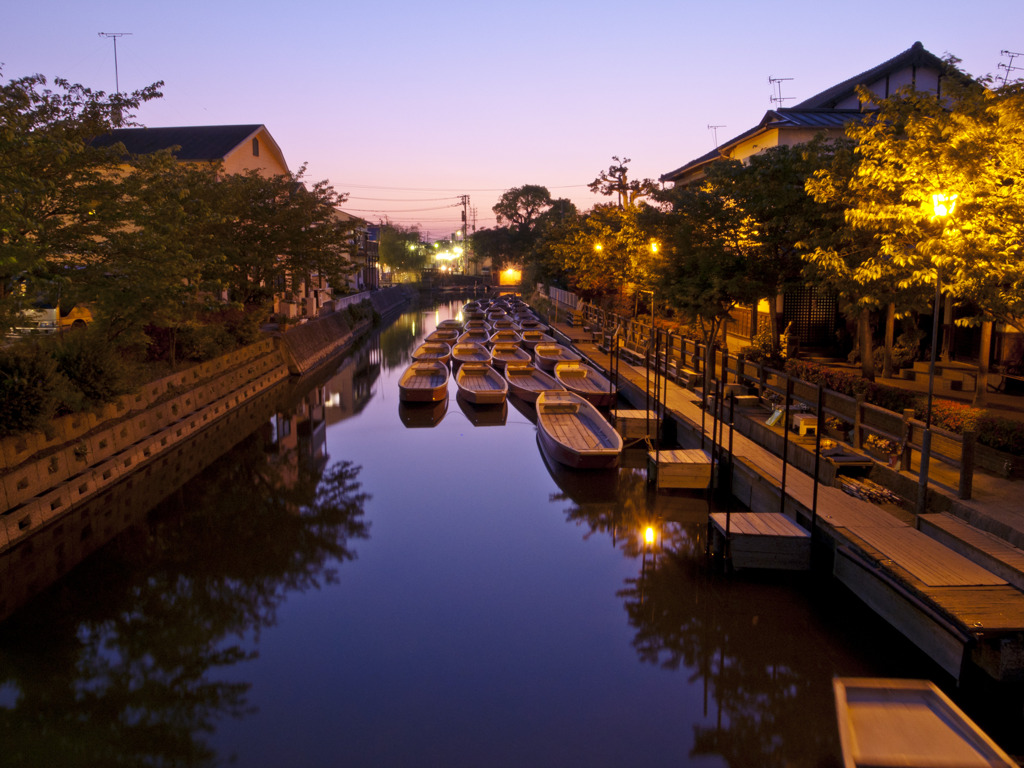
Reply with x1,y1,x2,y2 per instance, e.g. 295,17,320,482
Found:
807,69,1024,361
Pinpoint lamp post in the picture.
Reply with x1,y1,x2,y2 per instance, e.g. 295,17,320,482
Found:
917,192,958,515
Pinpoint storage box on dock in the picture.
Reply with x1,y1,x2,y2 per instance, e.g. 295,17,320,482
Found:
648,448,711,490
612,410,659,440
710,512,811,570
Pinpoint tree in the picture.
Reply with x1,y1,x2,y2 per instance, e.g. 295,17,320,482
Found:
0,71,163,332
547,203,656,305
588,156,658,207
378,224,426,275
492,184,552,230
653,180,764,366
805,65,1024,389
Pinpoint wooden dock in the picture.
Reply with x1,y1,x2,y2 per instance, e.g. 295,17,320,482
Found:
551,321,1024,682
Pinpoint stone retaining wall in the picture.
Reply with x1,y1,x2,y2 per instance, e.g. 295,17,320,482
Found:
0,339,289,554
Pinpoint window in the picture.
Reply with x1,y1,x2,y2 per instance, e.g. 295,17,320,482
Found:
252,138,260,157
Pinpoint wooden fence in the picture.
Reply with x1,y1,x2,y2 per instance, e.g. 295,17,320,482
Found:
571,298,975,499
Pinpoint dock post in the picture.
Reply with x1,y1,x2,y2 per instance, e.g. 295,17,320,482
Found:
780,376,792,517
811,384,823,531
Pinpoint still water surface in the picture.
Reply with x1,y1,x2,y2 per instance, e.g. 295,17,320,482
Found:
1,298,1017,767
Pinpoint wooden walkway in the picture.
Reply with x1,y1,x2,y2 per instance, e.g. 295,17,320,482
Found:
551,322,1024,681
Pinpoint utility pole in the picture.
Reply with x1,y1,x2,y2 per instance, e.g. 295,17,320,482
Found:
98,32,132,94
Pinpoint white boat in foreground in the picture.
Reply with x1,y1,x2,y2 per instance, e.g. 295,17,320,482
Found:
536,390,623,469
833,677,1017,768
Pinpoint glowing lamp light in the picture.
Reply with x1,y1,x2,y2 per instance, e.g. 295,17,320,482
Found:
931,193,958,220
594,243,603,252
644,526,655,546
650,241,659,254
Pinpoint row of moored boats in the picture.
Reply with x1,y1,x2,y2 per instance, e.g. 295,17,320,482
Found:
398,297,624,470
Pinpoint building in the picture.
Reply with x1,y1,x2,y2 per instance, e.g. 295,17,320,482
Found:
660,42,950,351
92,124,356,322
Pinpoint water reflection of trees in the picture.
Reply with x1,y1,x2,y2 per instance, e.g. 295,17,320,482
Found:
0,434,370,767
550,459,841,768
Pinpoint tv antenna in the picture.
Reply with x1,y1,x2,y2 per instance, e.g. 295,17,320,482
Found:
999,50,1024,86
707,124,726,147
98,32,132,94
768,76,794,107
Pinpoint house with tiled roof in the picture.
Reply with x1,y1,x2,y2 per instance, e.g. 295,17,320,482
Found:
659,42,951,350
94,124,369,318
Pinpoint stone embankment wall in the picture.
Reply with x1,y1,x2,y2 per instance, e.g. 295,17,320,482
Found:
0,339,289,555
0,289,411,558
278,287,411,375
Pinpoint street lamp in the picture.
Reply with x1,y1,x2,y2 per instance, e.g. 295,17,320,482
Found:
917,192,958,514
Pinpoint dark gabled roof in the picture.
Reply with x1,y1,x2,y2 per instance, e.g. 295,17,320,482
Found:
794,41,948,109
91,124,265,161
660,109,866,183
660,146,722,183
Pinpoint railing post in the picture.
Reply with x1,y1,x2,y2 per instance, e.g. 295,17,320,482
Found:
960,430,976,500
900,408,915,472
853,394,865,450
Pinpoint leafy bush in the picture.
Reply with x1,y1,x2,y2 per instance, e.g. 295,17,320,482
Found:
0,345,63,435
52,327,135,407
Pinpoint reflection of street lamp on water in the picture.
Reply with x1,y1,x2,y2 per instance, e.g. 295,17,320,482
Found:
917,192,958,515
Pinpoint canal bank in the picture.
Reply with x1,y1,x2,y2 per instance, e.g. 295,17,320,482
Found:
545,313,1024,686
0,288,411,618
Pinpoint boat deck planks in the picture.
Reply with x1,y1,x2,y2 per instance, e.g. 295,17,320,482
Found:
545,412,617,451
405,370,446,389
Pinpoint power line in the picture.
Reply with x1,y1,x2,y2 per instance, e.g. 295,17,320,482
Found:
336,182,589,192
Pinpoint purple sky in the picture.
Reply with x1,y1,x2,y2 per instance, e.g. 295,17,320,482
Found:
4,0,1022,240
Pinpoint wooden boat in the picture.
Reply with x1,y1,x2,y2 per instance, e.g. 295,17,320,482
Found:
450,341,492,366
489,318,519,331
411,341,452,365
455,362,508,405
534,343,581,372
536,390,623,469
489,342,531,370
398,361,449,403
488,329,523,346
519,330,556,350
517,318,548,333
425,328,459,345
504,363,563,403
833,677,1017,768
437,319,463,332
458,329,490,345
554,361,616,407
463,319,489,331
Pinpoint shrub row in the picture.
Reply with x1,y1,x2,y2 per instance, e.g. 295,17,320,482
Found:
0,329,138,437
783,359,1024,456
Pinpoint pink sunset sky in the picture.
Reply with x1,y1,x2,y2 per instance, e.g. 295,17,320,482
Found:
4,0,1022,240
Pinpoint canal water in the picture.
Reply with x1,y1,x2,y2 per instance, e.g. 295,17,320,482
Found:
0,296,1020,767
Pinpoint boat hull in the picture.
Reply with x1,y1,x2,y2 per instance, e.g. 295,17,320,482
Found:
456,363,508,405
554,362,616,407
398,361,449,403
504,364,562,403
536,390,622,469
